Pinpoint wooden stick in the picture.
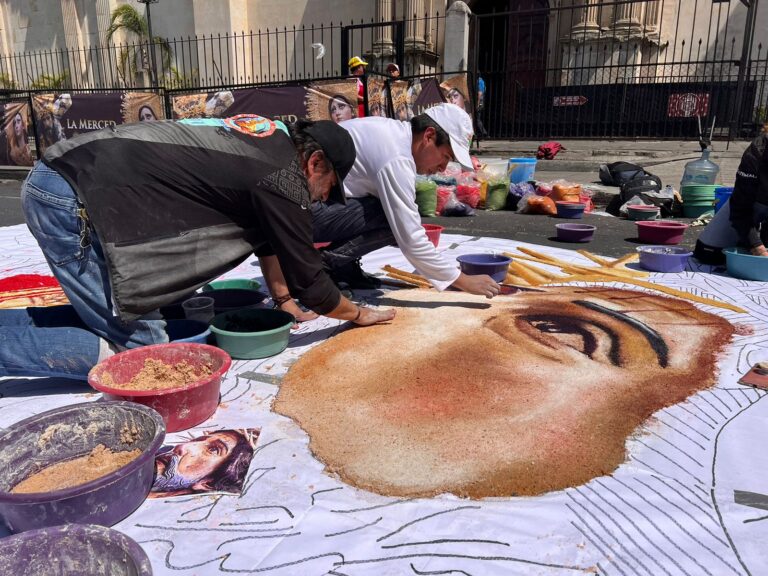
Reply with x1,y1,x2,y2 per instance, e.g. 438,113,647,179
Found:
383,265,430,284
607,253,640,268
384,271,431,288
516,261,560,280
508,261,545,286
509,253,649,280
581,277,745,313
504,272,530,286
516,246,559,263
576,249,611,266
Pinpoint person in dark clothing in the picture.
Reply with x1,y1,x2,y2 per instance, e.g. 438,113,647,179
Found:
1,114,394,380
694,133,768,264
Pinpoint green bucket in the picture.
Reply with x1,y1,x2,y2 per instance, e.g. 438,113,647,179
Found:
682,204,715,218
210,308,294,359
681,184,718,199
203,278,262,292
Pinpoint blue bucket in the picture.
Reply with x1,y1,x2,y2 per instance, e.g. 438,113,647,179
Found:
714,187,733,213
507,158,537,184
165,319,211,344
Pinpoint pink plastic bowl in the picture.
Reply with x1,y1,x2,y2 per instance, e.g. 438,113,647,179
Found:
635,221,688,245
88,343,231,433
422,224,445,247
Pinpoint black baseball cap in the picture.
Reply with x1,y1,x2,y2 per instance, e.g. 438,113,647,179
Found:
303,120,356,204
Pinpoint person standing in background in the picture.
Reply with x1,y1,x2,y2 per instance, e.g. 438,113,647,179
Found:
348,56,368,119
475,75,488,143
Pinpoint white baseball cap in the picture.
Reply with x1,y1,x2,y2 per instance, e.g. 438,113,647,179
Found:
424,103,474,169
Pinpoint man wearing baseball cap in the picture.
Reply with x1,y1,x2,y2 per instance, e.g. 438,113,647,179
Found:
306,102,499,298
7,115,395,379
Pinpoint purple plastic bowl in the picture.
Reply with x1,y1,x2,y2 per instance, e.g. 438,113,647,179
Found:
555,223,596,243
0,523,153,575
0,401,165,533
637,246,692,273
555,201,586,219
636,221,688,245
456,253,512,282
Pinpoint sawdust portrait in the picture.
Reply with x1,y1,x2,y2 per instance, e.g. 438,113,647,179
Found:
275,287,734,498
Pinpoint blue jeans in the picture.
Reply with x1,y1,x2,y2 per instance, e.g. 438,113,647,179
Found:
2,163,168,380
0,306,100,379
310,197,395,269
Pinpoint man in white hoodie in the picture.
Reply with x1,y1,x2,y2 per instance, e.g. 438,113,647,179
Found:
310,103,499,297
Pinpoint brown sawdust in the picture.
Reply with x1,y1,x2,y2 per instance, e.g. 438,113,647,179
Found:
11,444,142,494
275,288,735,499
104,358,213,391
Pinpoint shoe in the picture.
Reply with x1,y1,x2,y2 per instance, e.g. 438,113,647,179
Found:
328,260,382,290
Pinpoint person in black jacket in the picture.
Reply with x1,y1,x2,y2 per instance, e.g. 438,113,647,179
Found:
695,133,768,264
1,114,394,380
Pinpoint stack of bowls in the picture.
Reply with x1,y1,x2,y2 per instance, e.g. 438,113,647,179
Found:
681,184,718,218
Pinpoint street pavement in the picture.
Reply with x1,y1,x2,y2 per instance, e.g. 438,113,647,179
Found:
0,180,23,228
4,137,738,255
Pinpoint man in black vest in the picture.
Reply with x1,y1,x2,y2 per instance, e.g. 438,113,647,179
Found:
1,115,394,380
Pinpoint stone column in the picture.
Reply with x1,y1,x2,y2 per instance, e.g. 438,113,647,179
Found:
374,0,394,57
614,0,643,31
405,0,426,46
444,1,470,72
571,0,601,39
643,0,661,32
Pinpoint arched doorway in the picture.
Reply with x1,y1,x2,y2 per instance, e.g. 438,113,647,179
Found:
469,0,551,138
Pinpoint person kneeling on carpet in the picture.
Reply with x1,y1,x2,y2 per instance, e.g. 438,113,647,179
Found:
694,132,768,264
265,103,501,298
0,115,395,381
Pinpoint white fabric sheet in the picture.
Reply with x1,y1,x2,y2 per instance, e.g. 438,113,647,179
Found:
1,223,767,576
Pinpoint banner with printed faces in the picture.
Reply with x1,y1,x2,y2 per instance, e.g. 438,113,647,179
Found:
0,101,34,165
31,92,165,155
170,79,360,126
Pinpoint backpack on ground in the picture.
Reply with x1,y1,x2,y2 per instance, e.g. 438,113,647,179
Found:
598,161,647,187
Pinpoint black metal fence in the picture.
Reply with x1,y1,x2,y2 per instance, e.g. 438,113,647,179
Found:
473,0,767,140
1,1,765,141
0,13,445,91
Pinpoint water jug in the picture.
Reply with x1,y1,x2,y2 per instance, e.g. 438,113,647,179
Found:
680,149,720,187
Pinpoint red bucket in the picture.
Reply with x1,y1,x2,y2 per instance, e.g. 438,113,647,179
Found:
87,343,231,433
422,224,445,248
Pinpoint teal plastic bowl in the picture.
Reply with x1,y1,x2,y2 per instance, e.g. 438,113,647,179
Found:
202,278,262,292
724,248,768,281
210,309,295,359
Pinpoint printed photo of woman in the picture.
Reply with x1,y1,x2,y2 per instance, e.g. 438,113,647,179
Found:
328,94,355,123
5,105,33,166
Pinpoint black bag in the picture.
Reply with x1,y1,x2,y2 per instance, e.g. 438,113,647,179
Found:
599,161,647,186
619,173,662,202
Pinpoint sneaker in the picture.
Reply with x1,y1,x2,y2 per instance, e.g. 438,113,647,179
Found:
328,260,382,290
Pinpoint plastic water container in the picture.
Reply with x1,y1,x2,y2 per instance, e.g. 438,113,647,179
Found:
680,149,720,187
508,158,537,184
714,186,733,213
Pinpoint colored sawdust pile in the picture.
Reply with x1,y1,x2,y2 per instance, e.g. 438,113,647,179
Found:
11,444,141,494
104,359,212,391
275,287,734,498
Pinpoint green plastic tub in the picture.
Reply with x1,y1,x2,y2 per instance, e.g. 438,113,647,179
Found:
682,203,715,218
210,309,295,359
202,278,262,292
